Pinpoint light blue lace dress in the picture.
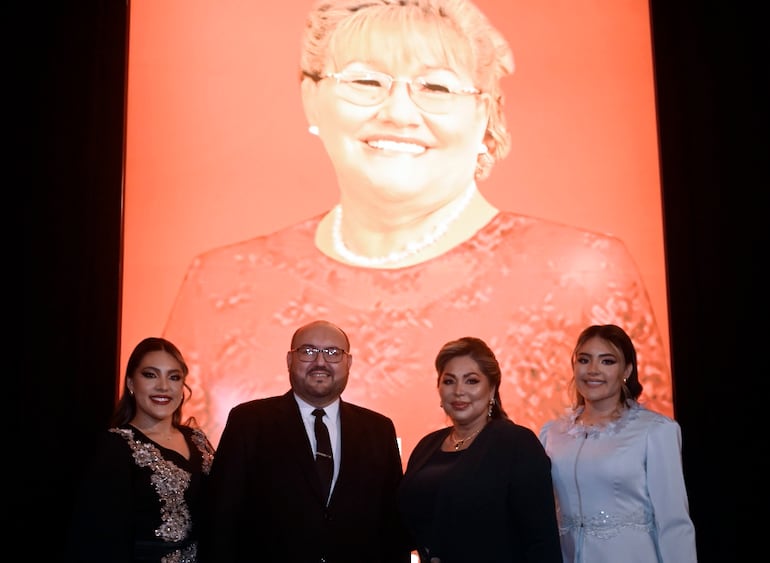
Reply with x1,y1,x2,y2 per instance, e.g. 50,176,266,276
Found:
539,401,697,563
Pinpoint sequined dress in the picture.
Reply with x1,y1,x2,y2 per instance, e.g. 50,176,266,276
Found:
539,402,697,562
67,425,215,562
164,211,672,457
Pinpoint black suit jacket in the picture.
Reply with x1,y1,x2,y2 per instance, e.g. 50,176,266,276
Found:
199,391,412,563
398,419,562,563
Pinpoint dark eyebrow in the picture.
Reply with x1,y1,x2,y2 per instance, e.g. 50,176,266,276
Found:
442,371,481,378
577,352,617,359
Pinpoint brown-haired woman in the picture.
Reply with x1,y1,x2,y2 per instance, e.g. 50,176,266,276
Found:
399,336,562,562
539,324,696,562
67,337,215,562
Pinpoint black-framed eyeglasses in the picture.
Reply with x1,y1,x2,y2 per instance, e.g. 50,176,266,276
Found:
302,69,480,114
291,345,348,363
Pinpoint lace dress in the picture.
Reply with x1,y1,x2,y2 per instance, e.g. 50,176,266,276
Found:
539,402,697,562
163,211,672,458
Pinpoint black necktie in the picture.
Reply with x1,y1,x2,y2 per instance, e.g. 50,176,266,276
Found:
312,408,334,500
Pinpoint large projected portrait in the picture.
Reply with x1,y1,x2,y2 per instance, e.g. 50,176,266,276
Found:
122,0,671,459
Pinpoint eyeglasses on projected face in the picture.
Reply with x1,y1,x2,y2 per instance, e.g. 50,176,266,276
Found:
291,345,348,363
303,68,481,114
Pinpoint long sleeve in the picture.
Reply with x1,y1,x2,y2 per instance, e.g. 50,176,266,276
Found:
376,418,415,562
198,404,261,562
66,432,135,563
509,428,563,562
646,419,697,562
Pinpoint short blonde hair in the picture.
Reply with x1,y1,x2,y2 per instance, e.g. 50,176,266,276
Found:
300,0,514,180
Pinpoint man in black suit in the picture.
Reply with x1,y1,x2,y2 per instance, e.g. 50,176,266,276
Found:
199,319,412,562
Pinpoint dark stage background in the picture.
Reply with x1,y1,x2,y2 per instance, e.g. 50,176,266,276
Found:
27,1,755,559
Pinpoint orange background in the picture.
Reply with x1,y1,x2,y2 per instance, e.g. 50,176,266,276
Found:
122,0,667,414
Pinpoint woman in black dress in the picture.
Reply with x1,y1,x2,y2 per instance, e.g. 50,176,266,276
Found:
67,337,215,562
398,337,561,563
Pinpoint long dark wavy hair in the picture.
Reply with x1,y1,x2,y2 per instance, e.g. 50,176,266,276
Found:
110,337,198,428
569,324,644,408
435,336,510,420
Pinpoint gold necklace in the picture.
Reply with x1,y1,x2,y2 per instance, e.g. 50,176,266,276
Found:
450,425,484,451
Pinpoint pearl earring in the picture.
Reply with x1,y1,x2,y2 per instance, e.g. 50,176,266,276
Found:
478,143,488,154
308,125,319,136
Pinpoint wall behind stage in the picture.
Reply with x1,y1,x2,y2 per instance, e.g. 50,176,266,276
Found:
121,0,670,450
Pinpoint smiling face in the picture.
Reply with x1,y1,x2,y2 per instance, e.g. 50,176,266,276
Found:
438,354,495,429
126,350,186,426
301,16,491,206
573,336,633,411
287,321,352,407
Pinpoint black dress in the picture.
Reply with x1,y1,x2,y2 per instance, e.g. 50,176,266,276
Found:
398,419,562,563
67,425,214,562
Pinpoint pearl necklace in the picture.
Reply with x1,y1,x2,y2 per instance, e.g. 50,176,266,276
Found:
450,425,484,451
331,183,476,267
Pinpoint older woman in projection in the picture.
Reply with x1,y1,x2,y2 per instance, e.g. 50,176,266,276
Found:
163,0,672,456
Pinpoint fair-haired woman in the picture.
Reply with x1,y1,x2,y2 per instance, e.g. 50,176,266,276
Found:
164,0,671,463
539,325,697,562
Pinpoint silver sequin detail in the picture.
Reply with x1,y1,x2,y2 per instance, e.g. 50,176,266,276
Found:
161,542,197,563
111,428,202,543
559,509,654,539
189,429,214,474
